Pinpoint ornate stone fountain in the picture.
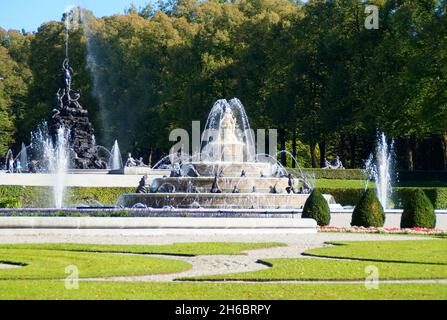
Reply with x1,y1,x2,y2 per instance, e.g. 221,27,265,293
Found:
48,59,107,169
118,99,335,209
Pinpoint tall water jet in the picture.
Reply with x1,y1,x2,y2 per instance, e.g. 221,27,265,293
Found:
365,132,395,209
200,98,256,162
20,143,28,171
63,5,80,60
33,124,70,208
109,140,123,170
4,149,13,171
53,127,70,208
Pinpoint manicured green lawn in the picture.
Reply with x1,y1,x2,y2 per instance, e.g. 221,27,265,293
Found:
315,179,373,189
304,240,447,264
191,258,447,281
0,242,285,256
0,249,191,280
0,242,283,280
0,240,445,300
191,240,447,281
315,179,447,189
0,281,445,300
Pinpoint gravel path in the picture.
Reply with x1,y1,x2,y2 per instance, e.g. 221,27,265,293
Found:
70,231,433,283
84,254,268,282
0,229,429,246
0,230,442,283
0,263,20,270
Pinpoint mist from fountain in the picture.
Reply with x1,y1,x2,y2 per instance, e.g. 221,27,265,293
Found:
79,7,113,145
365,132,395,209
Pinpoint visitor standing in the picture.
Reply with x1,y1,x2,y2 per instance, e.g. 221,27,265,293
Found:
16,160,22,173
8,157,14,173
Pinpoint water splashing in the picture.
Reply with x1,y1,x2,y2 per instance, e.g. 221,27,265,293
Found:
63,5,80,59
365,132,395,209
4,149,13,171
31,123,70,208
109,140,123,170
200,98,256,162
20,143,28,171
53,128,70,208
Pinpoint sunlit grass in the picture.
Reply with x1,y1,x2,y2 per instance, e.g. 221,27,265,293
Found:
0,281,445,300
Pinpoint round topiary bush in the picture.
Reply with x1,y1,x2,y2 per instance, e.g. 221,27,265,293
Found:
302,188,331,226
401,189,436,229
351,189,385,227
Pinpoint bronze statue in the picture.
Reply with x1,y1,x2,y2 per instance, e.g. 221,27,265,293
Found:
210,173,222,193
48,58,107,169
136,174,149,194
61,58,73,91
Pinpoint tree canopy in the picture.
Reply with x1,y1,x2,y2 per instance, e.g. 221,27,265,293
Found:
0,0,446,169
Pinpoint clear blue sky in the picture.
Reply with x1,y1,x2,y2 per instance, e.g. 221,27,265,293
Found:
0,0,153,32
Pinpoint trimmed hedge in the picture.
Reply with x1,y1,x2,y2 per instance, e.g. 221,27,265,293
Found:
0,210,133,217
291,168,366,180
67,187,135,207
319,187,447,209
319,188,365,206
351,189,385,227
294,169,447,182
0,184,447,209
302,188,331,226
394,188,447,210
401,189,436,229
398,171,447,181
0,186,134,208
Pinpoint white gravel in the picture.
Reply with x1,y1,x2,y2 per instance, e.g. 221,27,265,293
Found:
0,230,438,283
0,263,20,270
0,229,429,246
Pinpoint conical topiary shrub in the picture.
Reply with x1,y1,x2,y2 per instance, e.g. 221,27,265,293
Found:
302,188,331,226
401,189,436,229
351,189,385,227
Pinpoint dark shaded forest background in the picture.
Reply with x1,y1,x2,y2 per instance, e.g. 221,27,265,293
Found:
0,0,446,170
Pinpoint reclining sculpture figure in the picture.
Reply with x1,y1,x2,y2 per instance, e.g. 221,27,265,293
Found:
323,156,344,169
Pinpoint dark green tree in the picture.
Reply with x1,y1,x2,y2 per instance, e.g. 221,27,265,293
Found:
351,189,385,227
401,189,436,229
302,188,330,226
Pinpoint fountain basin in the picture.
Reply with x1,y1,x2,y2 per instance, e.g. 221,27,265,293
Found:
118,193,335,209
0,216,318,234
116,167,170,176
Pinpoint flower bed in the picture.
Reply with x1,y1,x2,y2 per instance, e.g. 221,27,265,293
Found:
318,226,447,236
